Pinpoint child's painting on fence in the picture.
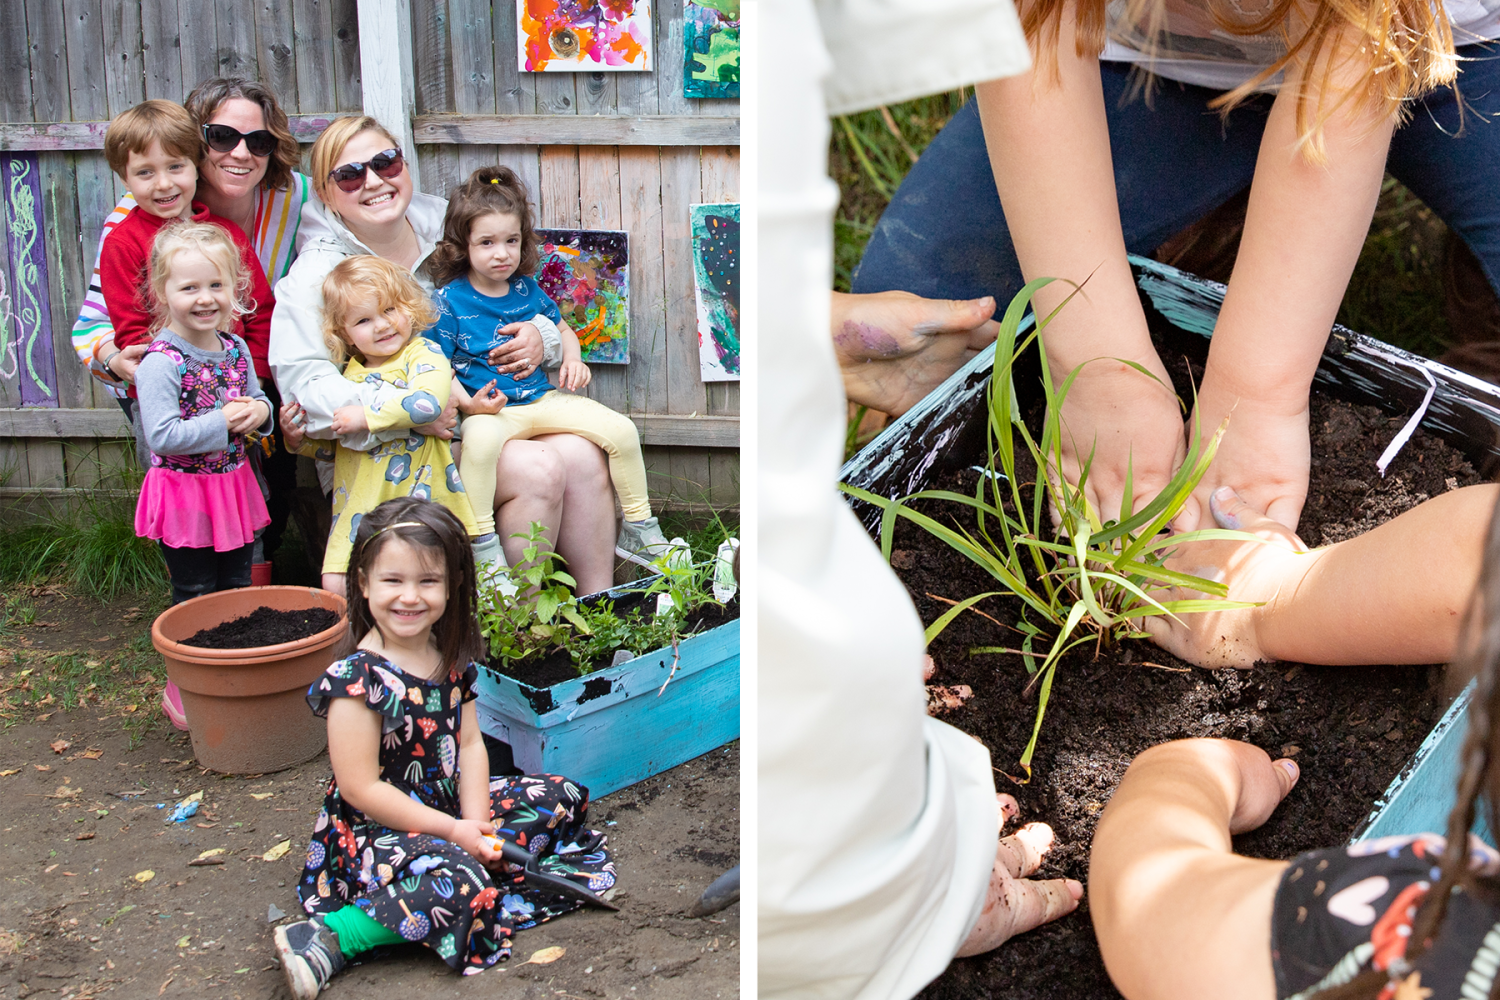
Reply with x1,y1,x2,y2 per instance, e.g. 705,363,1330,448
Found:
518,0,653,72
684,0,740,98
535,229,631,365
691,204,739,381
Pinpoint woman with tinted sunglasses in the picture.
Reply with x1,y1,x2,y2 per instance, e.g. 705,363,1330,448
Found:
70,78,319,606
268,115,619,598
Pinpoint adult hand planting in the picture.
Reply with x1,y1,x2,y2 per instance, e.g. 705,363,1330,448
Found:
832,290,1001,417
1187,386,1312,535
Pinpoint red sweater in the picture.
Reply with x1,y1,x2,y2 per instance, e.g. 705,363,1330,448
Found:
98,202,275,385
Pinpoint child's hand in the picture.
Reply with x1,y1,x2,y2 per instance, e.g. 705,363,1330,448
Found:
331,405,368,435
449,818,503,866
460,381,507,415
279,401,308,451
559,359,592,392
222,397,268,436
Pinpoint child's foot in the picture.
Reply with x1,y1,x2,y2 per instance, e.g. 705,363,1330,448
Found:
274,919,345,1000
616,517,691,570
161,681,188,731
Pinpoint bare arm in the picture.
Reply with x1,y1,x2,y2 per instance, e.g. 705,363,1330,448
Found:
457,701,492,824
1144,485,1496,668
976,17,1186,526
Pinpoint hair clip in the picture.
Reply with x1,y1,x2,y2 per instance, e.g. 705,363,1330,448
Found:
489,178,500,184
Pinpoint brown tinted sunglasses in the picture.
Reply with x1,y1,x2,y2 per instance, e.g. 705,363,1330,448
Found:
327,148,405,193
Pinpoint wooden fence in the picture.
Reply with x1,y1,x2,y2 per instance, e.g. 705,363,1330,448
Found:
0,0,739,514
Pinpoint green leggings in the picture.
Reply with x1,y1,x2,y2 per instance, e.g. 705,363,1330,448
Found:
321,906,404,958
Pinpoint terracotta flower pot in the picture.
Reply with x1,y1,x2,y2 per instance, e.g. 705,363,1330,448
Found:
151,586,347,774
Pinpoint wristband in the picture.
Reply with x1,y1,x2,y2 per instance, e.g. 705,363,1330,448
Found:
101,349,122,378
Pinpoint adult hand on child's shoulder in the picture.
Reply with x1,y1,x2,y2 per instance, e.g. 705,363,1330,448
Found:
832,290,1000,417
111,343,149,383
490,322,543,377
955,793,1082,957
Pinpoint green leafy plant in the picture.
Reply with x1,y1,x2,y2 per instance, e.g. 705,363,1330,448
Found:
476,523,732,677
843,277,1259,779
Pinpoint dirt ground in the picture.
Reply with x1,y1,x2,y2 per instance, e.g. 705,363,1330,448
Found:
0,591,740,1000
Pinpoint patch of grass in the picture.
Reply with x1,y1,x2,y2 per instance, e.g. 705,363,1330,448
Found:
0,490,168,600
0,642,165,747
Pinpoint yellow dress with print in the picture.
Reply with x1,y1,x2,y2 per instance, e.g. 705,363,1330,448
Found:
320,336,479,574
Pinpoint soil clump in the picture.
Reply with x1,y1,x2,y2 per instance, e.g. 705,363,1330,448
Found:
181,606,340,649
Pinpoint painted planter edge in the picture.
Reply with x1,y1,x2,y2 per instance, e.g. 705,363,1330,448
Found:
843,255,1500,846
473,590,741,798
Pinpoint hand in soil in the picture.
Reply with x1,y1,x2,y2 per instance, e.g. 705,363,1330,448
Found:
830,290,1000,417
955,794,1081,958
1141,487,1311,670
1186,395,1311,534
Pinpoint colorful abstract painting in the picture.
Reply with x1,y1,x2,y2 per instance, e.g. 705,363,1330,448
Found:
691,204,738,381
518,0,652,72
535,229,630,365
683,0,739,99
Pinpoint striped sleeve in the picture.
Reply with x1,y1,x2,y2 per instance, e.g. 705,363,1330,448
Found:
71,193,136,397
254,173,313,283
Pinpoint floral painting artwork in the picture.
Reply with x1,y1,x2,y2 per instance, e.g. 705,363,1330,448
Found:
518,0,653,72
683,0,739,99
534,229,630,365
691,204,739,381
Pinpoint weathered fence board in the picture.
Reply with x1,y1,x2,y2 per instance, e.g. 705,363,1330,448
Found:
1,0,737,511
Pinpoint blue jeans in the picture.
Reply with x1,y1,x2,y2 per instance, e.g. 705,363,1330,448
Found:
853,47,1500,305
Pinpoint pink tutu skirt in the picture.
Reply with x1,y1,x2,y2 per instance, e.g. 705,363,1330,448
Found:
135,462,269,551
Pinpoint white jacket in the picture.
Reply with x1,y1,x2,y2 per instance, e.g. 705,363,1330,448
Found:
268,192,561,453
758,1,1031,998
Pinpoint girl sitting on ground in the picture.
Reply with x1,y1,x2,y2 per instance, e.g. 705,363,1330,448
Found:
132,221,273,726
425,166,687,573
275,497,615,998
1085,484,1500,999
279,255,481,596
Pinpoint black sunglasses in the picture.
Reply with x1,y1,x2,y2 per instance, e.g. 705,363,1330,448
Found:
328,148,406,193
201,123,277,157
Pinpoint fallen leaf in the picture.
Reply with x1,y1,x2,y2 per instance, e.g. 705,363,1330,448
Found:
77,748,103,760
34,764,50,772
123,705,138,713
62,871,76,876
43,863,58,873
51,785,79,799
134,869,154,883
84,660,101,668
175,934,190,948
249,792,274,800
233,967,249,974
0,768,18,777
76,831,94,841
195,822,219,829
526,946,565,965
261,839,291,862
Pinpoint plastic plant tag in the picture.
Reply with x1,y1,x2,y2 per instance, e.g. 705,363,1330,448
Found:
656,594,676,617
712,538,740,602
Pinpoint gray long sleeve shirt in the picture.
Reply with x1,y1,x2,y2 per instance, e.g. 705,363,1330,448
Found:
135,331,273,459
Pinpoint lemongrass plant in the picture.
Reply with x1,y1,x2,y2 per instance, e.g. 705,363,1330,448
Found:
842,277,1259,780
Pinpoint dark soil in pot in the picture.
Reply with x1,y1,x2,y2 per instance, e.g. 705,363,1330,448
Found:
892,393,1482,1000
181,605,340,649
485,595,741,689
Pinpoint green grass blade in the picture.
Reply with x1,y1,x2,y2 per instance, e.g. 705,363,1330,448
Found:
924,591,1006,643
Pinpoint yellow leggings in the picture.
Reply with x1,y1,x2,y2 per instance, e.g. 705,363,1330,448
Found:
459,390,652,533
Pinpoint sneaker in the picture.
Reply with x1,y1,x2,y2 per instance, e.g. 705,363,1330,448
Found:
274,919,345,1000
161,681,188,731
471,534,518,598
615,517,691,570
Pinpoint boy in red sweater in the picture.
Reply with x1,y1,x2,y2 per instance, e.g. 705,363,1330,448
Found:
98,100,275,395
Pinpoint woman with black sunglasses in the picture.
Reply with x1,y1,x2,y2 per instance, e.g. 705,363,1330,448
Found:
70,77,318,582
269,116,619,599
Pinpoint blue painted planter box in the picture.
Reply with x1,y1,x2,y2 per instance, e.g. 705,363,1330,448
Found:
473,605,739,799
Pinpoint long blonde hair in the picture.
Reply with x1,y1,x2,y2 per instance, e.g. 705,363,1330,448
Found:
1022,0,1457,160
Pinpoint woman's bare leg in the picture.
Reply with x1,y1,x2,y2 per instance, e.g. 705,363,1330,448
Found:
534,433,615,595
1089,739,1298,1000
492,438,566,567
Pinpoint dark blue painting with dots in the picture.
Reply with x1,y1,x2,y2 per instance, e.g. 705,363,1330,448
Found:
691,203,739,380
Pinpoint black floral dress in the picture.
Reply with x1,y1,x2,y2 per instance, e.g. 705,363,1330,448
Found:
297,650,617,975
